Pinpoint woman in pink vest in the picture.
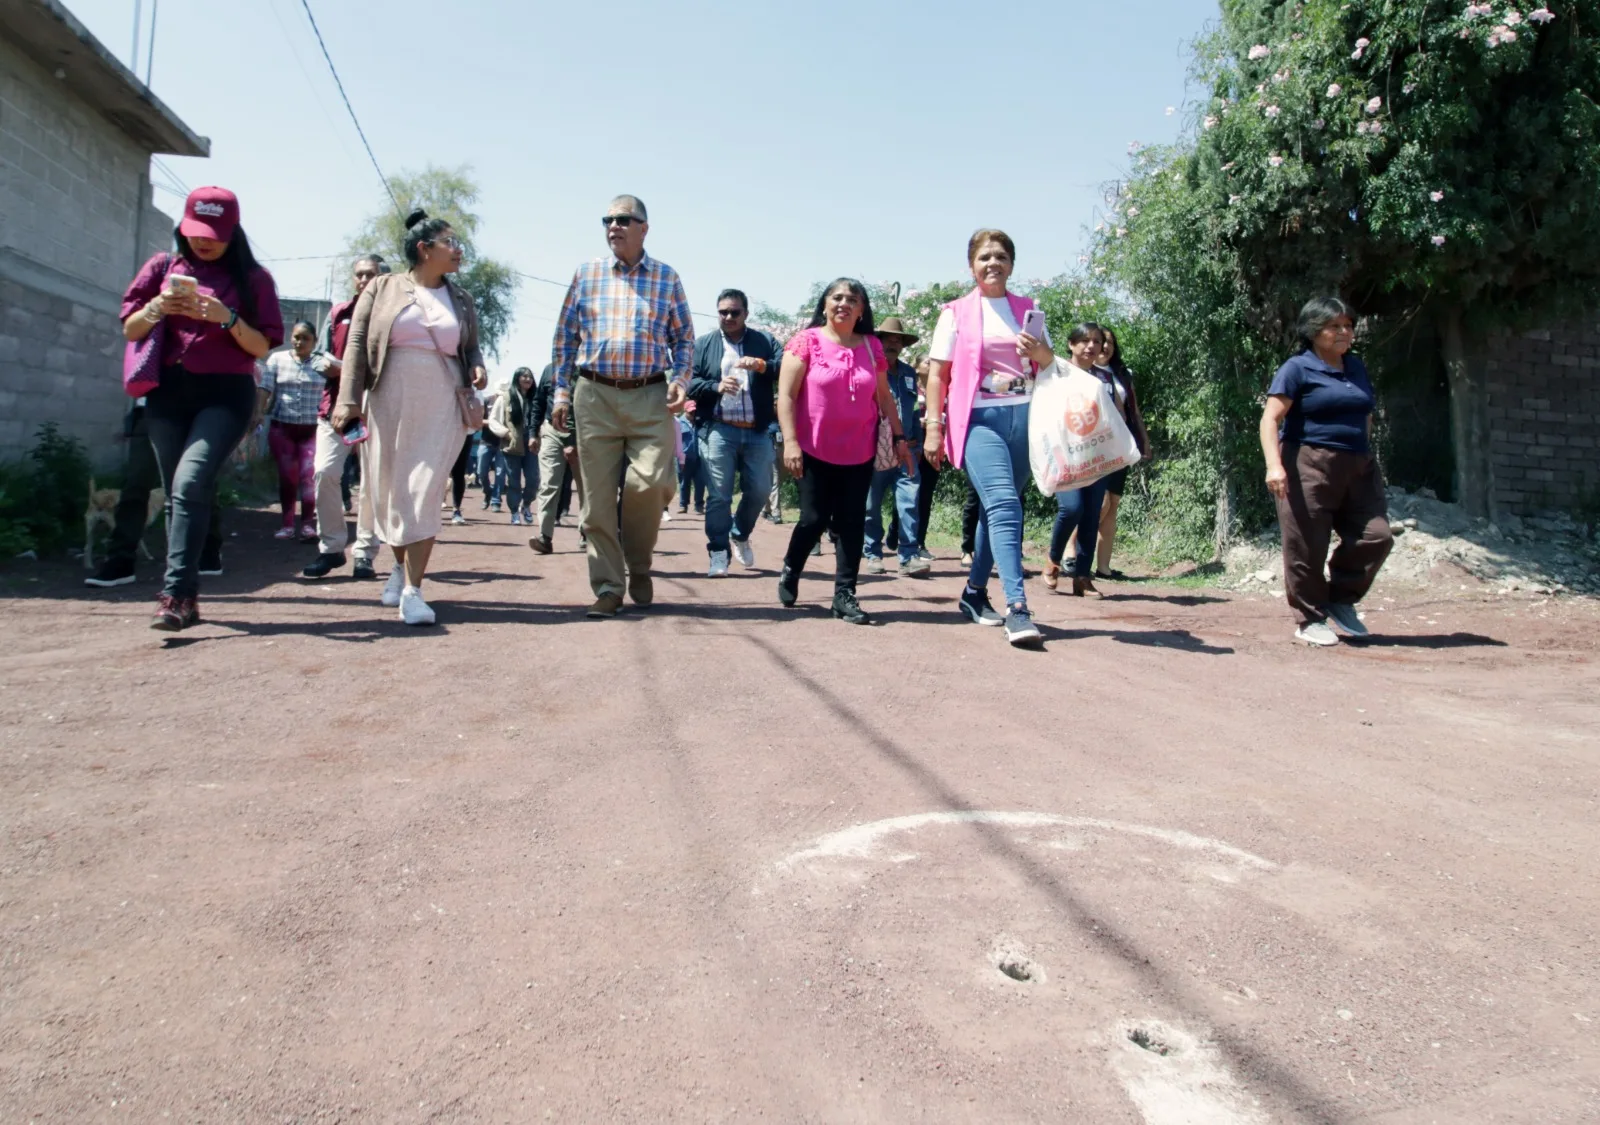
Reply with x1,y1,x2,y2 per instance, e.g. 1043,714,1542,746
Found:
924,230,1053,647
775,279,914,624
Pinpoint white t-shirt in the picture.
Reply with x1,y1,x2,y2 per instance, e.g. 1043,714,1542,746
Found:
928,298,1050,408
388,282,460,353
717,334,754,424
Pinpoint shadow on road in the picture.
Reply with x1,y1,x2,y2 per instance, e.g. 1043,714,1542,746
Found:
1102,592,1229,606
1347,632,1506,649
739,631,1345,1125
1040,624,1236,655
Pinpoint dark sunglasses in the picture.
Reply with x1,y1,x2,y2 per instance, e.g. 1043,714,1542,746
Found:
717,308,746,318
602,215,642,228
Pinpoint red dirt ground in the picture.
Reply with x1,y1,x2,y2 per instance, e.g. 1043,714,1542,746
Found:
2,496,1597,1123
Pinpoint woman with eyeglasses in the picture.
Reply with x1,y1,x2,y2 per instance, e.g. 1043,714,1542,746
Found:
120,186,284,631
258,320,324,542
1044,323,1113,598
1260,296,1393,646
776,278,915,624
923,229,1051,647
331,209,488,626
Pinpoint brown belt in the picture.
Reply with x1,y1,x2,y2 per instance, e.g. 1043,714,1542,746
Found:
577,367,665,390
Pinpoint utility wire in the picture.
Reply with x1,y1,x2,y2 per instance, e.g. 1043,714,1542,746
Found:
297,0,404,220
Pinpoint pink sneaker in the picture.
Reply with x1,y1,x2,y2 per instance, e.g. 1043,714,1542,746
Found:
273,526,296,540
299,523,318,541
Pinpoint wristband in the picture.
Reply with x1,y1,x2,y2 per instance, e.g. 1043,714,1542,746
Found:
223,308,239,330
893,435,908,445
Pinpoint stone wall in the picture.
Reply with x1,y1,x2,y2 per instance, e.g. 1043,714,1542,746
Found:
1485,323,1600,516
0,35,170,464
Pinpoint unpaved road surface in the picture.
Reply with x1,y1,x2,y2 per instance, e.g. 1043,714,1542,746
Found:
3,500,1598,1123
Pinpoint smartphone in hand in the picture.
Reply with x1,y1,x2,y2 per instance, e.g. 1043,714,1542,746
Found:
339,418,369,446
167,274,198,296
1020,308,1047,340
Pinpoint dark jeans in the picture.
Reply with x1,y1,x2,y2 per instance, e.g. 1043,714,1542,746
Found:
340,444,360,510
108,404,221,567
889,453,939,552
782,453,874,593
960,476,981,555
144,368,254,598
1049,478,1109,577
451,436,473,510
503,448,539,512
678,435,706,511
1278,443,1394,625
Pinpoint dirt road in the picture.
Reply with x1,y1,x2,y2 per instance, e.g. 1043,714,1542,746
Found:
2,500,1597,1122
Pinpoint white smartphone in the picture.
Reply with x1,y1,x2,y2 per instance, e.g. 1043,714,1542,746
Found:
167,274,198,296
1021,308,1047,340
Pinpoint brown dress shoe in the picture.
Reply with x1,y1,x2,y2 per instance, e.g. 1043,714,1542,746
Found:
1072,575,1102,598
528,535,553,554
1043,561,1060,591
628,573,654,607
585,592,624,619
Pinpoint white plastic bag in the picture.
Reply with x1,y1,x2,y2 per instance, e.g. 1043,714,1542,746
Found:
1028,362,1142,494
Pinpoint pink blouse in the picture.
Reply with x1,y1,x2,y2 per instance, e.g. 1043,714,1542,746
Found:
786,328,887,465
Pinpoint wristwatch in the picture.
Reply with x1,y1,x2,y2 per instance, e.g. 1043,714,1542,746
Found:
223,308,239,330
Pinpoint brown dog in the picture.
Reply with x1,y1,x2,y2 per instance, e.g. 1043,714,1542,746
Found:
84,478,164,570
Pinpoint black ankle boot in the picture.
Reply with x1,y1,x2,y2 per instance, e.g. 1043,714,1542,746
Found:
831,587,870,625
777,565,799,607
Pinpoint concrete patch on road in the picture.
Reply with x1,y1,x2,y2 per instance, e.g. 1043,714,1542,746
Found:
1110,1018,1272,1125
775,810,1278,875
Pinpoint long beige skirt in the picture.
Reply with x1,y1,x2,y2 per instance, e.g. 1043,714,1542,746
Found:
365,345,468,547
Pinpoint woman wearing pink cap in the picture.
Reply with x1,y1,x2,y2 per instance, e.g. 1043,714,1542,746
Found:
121,186,284,631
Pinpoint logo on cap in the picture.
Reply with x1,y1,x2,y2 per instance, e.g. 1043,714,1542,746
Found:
194,201,226,217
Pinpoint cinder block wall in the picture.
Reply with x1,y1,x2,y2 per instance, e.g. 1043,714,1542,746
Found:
1485,324,1600,516
0,35,170,465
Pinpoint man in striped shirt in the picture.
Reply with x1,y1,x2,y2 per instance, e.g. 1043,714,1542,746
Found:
551,194,695,618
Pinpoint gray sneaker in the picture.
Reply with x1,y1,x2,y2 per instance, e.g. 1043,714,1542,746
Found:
865,556,886,574
898,555,931,577
1295,620,1340,647
1325,603,1369,637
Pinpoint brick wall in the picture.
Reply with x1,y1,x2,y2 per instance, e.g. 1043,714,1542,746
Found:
1486,322,1600,515
0,35,172,465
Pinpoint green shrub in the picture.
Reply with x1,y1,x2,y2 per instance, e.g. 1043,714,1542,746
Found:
0,424,94,558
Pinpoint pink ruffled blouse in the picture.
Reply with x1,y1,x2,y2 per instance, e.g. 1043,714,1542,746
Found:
786,328,887,465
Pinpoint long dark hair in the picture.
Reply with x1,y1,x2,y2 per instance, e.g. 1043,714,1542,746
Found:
174,226,263,323
1101,326,1131,378
509,366,535,428
806,278,876,336
403,209,454,267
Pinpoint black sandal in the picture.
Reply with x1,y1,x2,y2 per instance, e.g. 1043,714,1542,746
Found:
1094,568,1127,581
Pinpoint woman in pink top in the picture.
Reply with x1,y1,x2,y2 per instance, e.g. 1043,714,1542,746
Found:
775,279,914,624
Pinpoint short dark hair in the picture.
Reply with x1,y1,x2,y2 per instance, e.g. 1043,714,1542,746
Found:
1296,296,1357,352
807,278,876,336
290,320,317,337
354,253,385,272
609,194,647,221
716,288,748,311
967,228,1016,265
402,209,453,267
1067,321,1105,347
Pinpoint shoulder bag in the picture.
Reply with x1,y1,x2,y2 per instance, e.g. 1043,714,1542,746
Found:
122,253,173,397
419,298,484,432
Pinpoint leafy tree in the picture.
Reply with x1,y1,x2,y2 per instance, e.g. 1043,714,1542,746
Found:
344,165,521,359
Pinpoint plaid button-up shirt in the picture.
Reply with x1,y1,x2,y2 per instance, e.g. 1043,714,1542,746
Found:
260,350,324,426
552,252,695,405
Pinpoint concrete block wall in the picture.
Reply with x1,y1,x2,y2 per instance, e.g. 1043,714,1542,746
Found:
1485,323,1600,515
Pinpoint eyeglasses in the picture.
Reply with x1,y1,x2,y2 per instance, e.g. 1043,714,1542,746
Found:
717,308,746,318
602,215,642,228
428,236,464,251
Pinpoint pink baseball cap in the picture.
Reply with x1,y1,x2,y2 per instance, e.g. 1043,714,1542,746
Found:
179,186,240,242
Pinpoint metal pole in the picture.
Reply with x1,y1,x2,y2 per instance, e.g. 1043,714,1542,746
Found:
144,0,157,85
130,0,142,74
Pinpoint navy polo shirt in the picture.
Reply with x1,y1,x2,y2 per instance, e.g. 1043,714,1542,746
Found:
1268,350,1375,454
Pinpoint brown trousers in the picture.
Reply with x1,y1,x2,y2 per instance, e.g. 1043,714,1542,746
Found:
1277,443,1394,626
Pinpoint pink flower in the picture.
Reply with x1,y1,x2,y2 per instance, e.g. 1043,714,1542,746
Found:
1493,25,1518,42
1311,118,1326,130
1077,255,1089,265
1265,104,1282,118
1115,227,1128,238
1273,68,1291,83
1460,27,1474,37
1228,194,1242,205
1268,154,1285,167
1403,82,1416,93
1431,235,1447,246
1248,44,1271,60
1127,206,1141,217
1221,161,1236,171
1366,96,1383,113
1203,115,1219,129
1529,7,1555,23
1505,10,1523,24
1255,83,1267,94
1430,190,1445,202
1327,83,1343,96
1356,120,1371,135
1352,36,1370,59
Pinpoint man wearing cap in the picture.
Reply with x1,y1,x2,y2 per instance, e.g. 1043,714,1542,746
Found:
688,288,781,577
863,317,930,576
301,254,387,580
551,195,695,618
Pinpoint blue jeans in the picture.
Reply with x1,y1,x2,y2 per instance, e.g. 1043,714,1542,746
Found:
502,448,540,512
863,457,920,563
478,443,507,503
962,404,1031,609
1049,478,1109,577
679,433,706,511
700,421,775,553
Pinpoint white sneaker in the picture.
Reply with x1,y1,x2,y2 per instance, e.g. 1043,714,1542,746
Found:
1295,620,1340,647
707,550,730,578
731,538,755,568
661,508,673,524
399,585,435,626
381,565,405,607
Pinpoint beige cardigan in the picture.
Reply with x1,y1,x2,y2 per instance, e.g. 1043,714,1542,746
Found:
335,272,485,408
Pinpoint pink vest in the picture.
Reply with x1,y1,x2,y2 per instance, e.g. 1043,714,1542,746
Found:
941,288,1036,469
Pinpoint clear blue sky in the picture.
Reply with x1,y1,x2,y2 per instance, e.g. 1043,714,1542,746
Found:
71,0,1218,382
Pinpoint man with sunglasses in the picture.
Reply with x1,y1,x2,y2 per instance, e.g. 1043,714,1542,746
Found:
551,195,695,618
688,288,780,577
302,254,387,581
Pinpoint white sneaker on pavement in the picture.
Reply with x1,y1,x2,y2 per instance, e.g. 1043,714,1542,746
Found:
708,550,730,578
731,538,755,569
661,508,673,524
381,565,405,607
399,585,435,626
1295,620,1340,646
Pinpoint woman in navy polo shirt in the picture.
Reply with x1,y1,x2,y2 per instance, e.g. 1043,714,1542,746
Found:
1259,297,1394,646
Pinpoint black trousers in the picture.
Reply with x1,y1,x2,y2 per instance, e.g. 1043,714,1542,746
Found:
450,435,473,510
782,453,874,593
108,404,221,567
960,475,982,554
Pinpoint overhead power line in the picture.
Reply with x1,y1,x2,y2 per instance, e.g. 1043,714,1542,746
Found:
297,0,404,220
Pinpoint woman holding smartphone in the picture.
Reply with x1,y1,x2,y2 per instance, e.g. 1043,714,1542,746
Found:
923,229,1051,647
121,186,283,631
330,209,488,626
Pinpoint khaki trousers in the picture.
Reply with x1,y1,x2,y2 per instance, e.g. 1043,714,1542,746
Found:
1277,443,1394,625
534,421,580,542
573,377,677,597
313,417,380,560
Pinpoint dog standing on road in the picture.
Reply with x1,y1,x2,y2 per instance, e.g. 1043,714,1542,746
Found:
84,479,164,570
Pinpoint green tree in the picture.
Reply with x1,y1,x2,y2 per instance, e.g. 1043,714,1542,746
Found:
344,165,521,359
